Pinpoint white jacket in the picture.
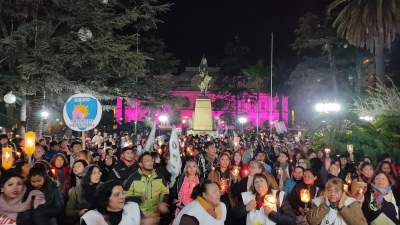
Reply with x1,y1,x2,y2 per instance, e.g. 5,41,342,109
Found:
81,202,140,225
173,200,226,225
241,190,285,225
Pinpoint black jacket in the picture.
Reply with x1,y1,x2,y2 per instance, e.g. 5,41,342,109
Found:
231,176,249,203
17,196,50,225
107,160,139,182
288,183,321,216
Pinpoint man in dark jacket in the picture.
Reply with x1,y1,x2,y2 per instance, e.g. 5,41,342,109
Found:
196,141,217,178
107,147,139,182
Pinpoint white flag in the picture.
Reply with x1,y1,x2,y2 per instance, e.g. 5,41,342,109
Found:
167,125,182,187
144,121,156,152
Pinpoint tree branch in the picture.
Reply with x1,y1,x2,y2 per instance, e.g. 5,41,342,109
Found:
0,55,9,64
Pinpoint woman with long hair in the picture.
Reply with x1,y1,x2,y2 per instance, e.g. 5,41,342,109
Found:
208,153,235,215
171,159,204,216
50,153,71,197
376,161,397,186
233,173,296,225
272,152,294,191
230,151,249,179
66,165,102,225
26,166,64,225
172,180,226,225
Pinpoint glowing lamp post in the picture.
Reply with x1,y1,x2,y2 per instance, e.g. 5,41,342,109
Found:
3,92,16,104
315,103,341,113
300,189,311,208
24,132,36,168
159,115,168,124
41,111,49,119
238,117,247,132
359,116,373,122
264,195,277,208
2,147,13,170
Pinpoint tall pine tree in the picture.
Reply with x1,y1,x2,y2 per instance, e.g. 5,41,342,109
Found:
0,0,178,135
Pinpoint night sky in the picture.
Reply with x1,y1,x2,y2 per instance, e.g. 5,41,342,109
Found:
154,0,327,72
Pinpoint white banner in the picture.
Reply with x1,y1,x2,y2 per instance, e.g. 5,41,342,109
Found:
144,121,156,152
167,125,182,187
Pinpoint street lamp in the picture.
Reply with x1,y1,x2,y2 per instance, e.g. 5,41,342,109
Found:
159,115,168,124
315,103,341,113
360,116,373,122
41,110,49,137
41,111,49,119
3,92,16,104
3,92,16,129
238,117,247,132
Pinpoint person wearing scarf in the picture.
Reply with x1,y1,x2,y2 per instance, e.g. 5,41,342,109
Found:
232,173,296,225
362,172,399,225
172,180,226,225
273,152,293,191
50,153,71,196
0,169,48,225
307,178,367,225
284,166,304,196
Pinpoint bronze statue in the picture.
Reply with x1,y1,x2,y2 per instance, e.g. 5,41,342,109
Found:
198,55,212,96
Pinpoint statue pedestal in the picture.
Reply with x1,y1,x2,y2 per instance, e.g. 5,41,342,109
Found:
187,96,213,136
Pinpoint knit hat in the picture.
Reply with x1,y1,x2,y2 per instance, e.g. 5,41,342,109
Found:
82,164,95,177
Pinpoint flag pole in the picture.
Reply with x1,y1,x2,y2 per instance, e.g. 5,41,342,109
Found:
270,32,273,131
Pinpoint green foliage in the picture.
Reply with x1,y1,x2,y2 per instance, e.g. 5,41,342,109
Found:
306,111,400,163
291,13,339,51
327,0,400,52
0,0,182,133
213,38,250,127
140,36,181,75
242,59,271,90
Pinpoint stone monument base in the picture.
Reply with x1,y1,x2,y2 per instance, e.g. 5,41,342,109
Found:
187,96,213,136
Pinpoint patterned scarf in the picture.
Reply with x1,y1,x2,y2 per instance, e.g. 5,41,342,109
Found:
371,183,391,209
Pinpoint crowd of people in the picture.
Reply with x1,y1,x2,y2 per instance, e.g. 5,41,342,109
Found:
0,130,399,225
